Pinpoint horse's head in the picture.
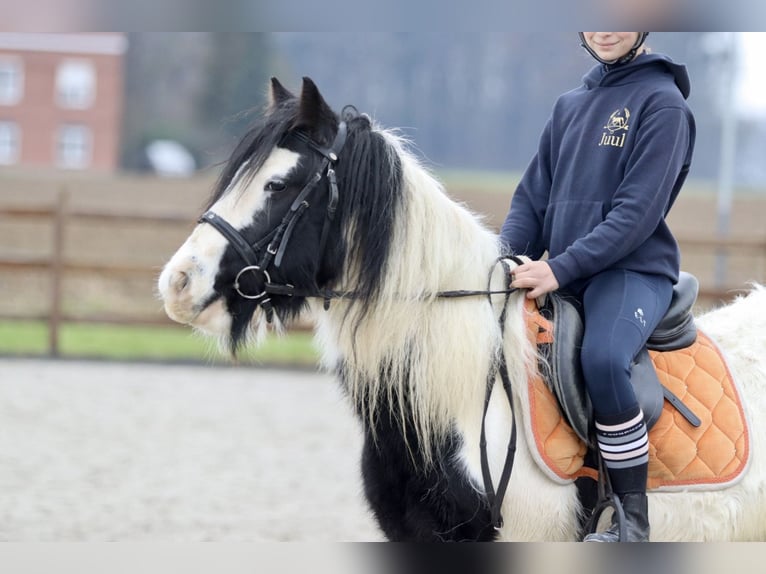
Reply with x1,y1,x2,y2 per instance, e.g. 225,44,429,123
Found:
158,77,401,352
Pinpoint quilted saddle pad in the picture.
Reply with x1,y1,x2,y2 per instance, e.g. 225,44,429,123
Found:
522,303,751,492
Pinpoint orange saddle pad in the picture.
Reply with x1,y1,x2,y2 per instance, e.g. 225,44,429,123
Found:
523,302,750,491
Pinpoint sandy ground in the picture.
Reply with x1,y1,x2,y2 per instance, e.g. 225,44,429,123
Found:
0,358,385,542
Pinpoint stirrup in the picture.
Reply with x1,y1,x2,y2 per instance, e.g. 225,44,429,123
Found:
580,448,628,541
582,493,628,542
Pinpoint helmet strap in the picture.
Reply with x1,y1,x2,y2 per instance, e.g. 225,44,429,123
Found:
579,33,649,67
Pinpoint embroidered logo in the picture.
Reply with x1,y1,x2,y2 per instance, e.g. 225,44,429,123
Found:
634,307,646,327
598,108,630,148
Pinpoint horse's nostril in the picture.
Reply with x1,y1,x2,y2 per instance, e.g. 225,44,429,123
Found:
172,270,190,293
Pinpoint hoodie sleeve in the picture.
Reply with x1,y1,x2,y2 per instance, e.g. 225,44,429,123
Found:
547,106,691,288
499,118,552,259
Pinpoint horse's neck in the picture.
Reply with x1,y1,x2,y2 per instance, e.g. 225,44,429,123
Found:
391,163,501,294
318,162,508,457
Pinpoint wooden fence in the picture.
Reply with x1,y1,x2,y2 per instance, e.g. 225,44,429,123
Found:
1,191,765,356
0,192,192,356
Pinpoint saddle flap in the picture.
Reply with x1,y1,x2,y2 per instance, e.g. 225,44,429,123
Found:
543,293,590,444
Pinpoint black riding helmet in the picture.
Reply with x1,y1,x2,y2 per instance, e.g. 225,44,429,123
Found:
579,32,649,66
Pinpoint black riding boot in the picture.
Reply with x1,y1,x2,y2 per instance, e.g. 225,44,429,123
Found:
584,492,650,542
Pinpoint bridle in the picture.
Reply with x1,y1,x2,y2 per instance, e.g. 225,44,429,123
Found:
198,121,348,324
198,117,522,532
198,117,520,318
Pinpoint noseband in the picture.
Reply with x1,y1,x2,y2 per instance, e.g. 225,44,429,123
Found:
198,121,348,323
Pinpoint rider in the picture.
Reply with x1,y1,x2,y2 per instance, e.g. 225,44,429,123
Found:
501,33,696,542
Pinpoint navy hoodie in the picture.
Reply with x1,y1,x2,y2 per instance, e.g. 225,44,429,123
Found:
500,53,696,291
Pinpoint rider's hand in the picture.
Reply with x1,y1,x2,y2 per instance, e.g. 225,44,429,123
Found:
510,261,559,299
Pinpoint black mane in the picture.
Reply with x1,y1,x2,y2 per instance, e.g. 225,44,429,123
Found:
208,93,405,345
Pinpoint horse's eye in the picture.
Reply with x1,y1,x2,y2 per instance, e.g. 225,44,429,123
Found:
265,180,286,192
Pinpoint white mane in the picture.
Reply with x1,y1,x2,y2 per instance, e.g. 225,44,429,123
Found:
313,128,531,463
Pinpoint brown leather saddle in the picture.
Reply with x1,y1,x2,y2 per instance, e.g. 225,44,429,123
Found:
539,271,702,446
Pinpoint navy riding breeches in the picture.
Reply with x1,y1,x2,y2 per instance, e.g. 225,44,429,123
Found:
576,269,674,419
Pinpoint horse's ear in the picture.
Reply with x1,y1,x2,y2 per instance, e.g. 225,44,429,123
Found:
294,77,336,136
268,77,294,111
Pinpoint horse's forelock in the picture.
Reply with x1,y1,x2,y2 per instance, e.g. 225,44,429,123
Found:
206,102,302,211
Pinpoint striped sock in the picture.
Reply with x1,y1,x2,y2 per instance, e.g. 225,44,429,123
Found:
595,407,649,494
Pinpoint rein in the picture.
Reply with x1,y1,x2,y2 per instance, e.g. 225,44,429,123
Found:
479,257,519,531
262,282,522,309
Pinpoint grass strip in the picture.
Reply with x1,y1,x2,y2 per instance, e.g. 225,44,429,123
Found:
0,320,318,367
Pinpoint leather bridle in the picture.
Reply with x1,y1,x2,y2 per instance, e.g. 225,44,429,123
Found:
198,121,348,324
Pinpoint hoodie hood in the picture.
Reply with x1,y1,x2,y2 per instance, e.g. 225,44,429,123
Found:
582,53,691,99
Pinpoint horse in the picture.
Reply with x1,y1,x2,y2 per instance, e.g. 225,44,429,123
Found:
158,76,766,541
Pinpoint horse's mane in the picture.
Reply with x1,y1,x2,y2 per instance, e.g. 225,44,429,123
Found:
210,97,528,462
310,120,519,463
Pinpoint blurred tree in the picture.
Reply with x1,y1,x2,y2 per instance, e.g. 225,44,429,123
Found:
120,33,272,173
274,32,724,181
199,33,272,145
119,33,742,185
274,32,583,172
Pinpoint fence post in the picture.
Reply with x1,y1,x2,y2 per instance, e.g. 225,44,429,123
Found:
49,189,68,357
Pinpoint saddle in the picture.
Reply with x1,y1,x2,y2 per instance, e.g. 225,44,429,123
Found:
538,272,701,445
521,275,750,492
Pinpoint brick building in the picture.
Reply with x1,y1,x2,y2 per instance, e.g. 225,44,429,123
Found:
0,33,126,172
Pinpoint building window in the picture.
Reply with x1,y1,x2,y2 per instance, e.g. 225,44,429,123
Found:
56,124,91,169
55,59,96,109
0,121,20,164
0,58,23,105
